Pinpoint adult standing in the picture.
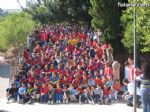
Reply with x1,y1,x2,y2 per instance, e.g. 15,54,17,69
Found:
139,62,150,112
124,61,129,80
106,44,114,65
127,57,134,82
112,61,121,82
128,57,140,83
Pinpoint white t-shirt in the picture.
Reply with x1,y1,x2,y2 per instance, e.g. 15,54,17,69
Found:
124,66,129,79
127,83,140,96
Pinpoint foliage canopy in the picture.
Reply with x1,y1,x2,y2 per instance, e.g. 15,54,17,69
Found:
21,0,92,24
121,0,150,53
0,12,37,51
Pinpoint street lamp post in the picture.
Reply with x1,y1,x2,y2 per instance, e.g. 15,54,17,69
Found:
133,1,137,112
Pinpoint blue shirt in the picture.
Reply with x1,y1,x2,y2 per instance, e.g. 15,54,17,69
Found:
50,76,59,82
94,88,103,96
88,79,95,86
106,81,113,87
69,89,77,95
18,87,26,94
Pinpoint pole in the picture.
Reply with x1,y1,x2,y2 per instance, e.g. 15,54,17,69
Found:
133,1,137,112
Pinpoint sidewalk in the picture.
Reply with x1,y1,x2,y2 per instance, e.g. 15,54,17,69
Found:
0,99,143,112
0,77,9,98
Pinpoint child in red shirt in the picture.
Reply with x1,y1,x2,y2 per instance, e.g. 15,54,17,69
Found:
76,84,84,104
40,83,48,103
40,31,48,44
55,83,62,104
33,43,42,54
72,76,80,87
34,65,42,76
103,63,113,79
94,76,102,86
103,84,110,104
113,79,120,92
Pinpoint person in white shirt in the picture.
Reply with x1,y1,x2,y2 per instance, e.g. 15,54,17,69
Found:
124,61,129,79
122,79,141,107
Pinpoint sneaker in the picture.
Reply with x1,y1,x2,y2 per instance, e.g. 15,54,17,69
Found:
18,100,23,104
115,99,119,103
51,100,53,104
12,99,17,103
27,99,33,104
58,100,61,104
105,98,109,105
88,100,92,104
79,101,82,104
100,99,104,104
66,100,68,104
91,101,94,105
110,100,114,103
127,103,133,107
56,100,59,104
48,100,51,105
97,101,100,104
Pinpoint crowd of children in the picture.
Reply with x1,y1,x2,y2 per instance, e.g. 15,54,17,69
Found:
6,24,122,105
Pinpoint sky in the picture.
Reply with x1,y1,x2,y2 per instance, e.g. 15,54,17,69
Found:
0,0,26,9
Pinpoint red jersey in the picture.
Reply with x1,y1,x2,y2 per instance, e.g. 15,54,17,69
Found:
69,45,75,51
55,88,62,93
40,32,48,42
77,87,83,94
72,78,79,86
40,87,48,94
101,44,108,51
128,65,140,82
44,76,50,82
48,69,55,74
34,69,42,75
59,78,65,84
51,36,57,43
104,66,113,78
93,64,98,71
66,76,72,84
103,89,109,96
113,83,120,92
88,65,93,71
34,47,42,53
96,48,103,59
31,59,39,65
28,77,35,83
94,78,102,85
23,51,29,60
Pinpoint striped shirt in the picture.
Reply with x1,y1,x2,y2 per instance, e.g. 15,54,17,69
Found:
140,75,150,88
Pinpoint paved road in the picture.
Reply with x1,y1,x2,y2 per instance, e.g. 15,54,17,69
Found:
0,64,10,78
0,99,143,112
0,78,9,98
0,64,10,98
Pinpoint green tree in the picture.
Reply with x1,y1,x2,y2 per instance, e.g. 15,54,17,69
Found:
0,12,37,51
89,0,124,52
121,0,150,53
18,0,92,24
